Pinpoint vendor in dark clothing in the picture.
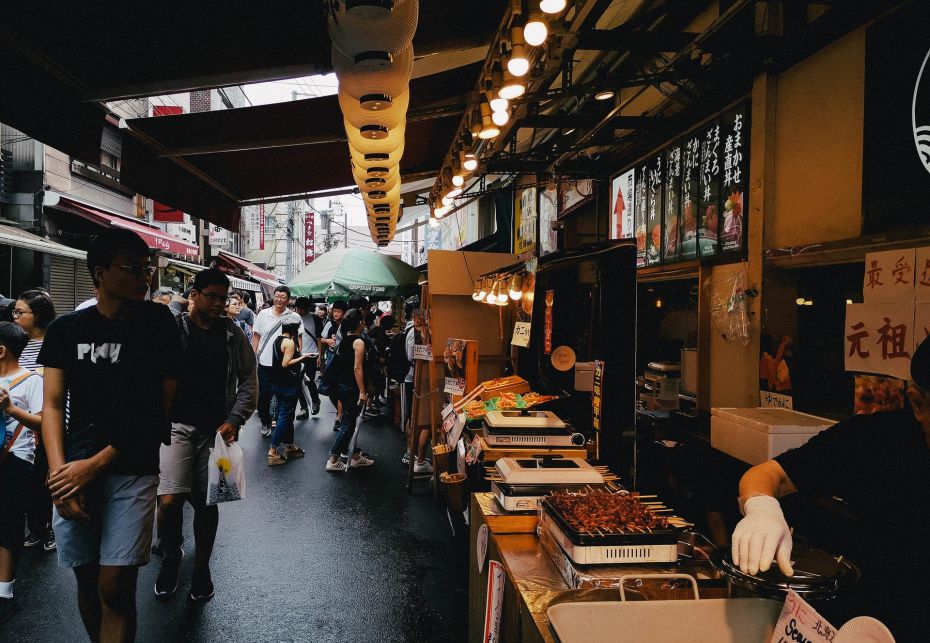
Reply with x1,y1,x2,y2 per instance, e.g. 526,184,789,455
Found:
732,336,930,640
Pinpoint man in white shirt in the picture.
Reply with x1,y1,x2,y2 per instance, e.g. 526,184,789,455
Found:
251,286,301,437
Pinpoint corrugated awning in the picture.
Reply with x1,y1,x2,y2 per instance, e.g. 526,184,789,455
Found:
54,197,200,258
215,251,279,284
0,224,88,260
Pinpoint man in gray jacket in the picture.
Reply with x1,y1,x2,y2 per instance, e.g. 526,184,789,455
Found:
153,269,257,602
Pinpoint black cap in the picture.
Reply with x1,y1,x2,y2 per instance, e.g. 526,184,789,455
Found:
912,334,930,387
332,300,349,312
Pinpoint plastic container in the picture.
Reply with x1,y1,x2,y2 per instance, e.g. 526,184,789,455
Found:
710,407,835,465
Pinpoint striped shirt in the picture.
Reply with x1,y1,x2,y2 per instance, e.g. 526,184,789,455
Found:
18,338,43,371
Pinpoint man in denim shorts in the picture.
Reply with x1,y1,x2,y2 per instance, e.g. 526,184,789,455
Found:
154,268,256,602
39,229,182,642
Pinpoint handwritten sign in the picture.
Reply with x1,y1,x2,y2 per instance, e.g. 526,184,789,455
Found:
511,322,531,348
916,247,930,303
544,290,554,354
447,413,466,450
863,249,916,303
483,560,505,643
844,303,915,380
760,391,794,409
770,590,836,643
592,360,605,431
413,344,433,361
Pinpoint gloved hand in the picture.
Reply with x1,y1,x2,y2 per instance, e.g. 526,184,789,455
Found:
731,495,794,577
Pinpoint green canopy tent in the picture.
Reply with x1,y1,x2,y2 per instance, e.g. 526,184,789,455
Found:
287,248,420,300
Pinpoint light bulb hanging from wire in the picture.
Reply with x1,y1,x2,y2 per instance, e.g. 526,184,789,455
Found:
498,70,525,100
524,12,548,47
491,109,510,127
507,28,529,76
540,0,567,14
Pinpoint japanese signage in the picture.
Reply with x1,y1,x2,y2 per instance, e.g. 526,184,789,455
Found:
304,212,314,264
592,360,605,431
544,290,554,354
259,202,265,251
663,145,681,261
633,161,648,266
760,391,793,409
769,590,836,643
863,249,915,303
511,321,531,348
413,344,433,361
646,154,663,264
514,186,537,257
539,188,559,256
610,168,636,240
558,178,594,218
844,303,915,380
483,560,505,643
442,338,467,395
720,106,748,252
917,246,930,302
611,100,751,267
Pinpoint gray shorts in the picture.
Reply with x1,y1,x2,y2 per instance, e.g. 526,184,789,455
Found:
54,473,159,568
158,423,212,500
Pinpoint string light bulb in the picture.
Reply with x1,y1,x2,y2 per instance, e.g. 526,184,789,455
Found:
478,278,491,300
472,280,483,301
524,13,548,47
478,102,500,139
452,174,465,187
498,71,525,100
491,109,510,127
507,28,530,76
489,96,509,113
496,279,510,306
463,153,478,172
508,273,524,300
486,280,499,304
540,0,567,14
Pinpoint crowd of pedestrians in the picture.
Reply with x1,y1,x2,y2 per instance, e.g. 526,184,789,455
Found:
0,227,428,641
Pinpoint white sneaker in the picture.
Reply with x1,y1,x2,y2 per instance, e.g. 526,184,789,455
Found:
325,459,345,472
350,454,375,468
413,459,434,474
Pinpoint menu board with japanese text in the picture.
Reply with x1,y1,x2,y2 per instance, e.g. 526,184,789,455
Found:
610,168,636,240
721,106,748,252
863,249,916,303
646,154,663,265
844,303,915,380
634,163,648,266
663,144,682,262
699,121,721,257
681,133,702,260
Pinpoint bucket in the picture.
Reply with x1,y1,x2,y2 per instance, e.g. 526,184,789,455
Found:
432,444,454,477
440,472,468,513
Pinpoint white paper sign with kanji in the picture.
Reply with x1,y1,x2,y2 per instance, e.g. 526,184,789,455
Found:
863,249,916,303
844,303,915,380
915,247,930,303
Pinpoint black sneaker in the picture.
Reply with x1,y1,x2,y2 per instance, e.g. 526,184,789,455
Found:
189,568,215,602
311,401,321,415
43,531,56,552
23,533,41,548
154,549,184,598
296,409,309,420
0,597,18,625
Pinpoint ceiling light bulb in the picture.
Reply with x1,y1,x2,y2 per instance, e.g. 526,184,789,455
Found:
452,174,465,187
594,89,615,101
463,155,478,172
524,15,548,46
479,102,501,139
539,0,566,14
477,279,489,299
508,44,530,76
486,285,497,304
478,125,499,139
489,96,509,113
434,204,450,217
442,195,454,207
447,187,463,198
496,280,510,306
491,109,510,127
499,72,525,100
508,274,524,300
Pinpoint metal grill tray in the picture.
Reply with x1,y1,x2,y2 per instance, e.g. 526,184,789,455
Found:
540,496,688,547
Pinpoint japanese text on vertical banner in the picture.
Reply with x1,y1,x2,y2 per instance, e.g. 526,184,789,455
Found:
259,202,265,251
592,360,605,431
304,212,314,264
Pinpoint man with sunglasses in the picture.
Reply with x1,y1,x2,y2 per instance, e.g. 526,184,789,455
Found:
38,228,183,643
154,268,256,602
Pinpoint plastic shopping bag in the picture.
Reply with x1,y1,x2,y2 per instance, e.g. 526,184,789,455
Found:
206,432,245,505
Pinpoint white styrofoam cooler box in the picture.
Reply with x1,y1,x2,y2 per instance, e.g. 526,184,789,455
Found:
711,407,836,465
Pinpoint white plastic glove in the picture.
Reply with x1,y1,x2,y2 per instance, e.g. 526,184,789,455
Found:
731,495,794,577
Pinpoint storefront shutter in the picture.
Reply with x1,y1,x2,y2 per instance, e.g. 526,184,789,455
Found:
74,260,95,306
48,255,76,314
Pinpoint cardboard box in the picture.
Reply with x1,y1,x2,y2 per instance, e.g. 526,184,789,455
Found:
710,407,836,465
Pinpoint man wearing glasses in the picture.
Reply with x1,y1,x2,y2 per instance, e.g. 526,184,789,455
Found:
252,285,301,437
154,268,256,602
38,228,183,643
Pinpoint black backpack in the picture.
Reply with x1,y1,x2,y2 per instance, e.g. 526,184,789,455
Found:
386,326,413,382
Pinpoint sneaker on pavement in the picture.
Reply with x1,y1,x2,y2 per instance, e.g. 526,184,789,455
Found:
43,531,56,552
23,533,41,548
311,401,321,415
413,459,434,475
284,444,305,458
325,459,346,472
401,451,411,466
260,424,272,437
0,597,18,625
296,409,309,420
267,452,288,466
332,419,341,432
350,454,375,468
189,568,215,602
154,549,184,598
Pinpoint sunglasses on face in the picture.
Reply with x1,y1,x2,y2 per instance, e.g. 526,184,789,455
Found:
114,263,157,278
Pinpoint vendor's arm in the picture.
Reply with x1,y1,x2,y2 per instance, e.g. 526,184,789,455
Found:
738,460,797,505
731,460,798,578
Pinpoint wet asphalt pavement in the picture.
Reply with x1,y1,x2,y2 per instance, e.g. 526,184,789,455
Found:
3,401,468,643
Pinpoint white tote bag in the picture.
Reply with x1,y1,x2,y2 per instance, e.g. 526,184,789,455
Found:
206,432,245,505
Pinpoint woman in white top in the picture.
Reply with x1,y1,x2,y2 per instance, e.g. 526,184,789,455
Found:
12,289,56,553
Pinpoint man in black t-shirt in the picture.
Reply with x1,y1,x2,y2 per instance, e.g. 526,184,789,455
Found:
39,229,182,643
154,269,256,603
732,336,930,640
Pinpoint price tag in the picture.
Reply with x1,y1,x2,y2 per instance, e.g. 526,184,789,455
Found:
511,321,532,347
442,411,457,435
441,402,455,420
413,344,433,361
769,590,837,643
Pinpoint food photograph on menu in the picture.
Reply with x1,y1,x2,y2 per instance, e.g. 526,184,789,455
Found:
646,153,663,264
699,121,721,257
680,133,701,259
663,145,682,262
720,105,749,252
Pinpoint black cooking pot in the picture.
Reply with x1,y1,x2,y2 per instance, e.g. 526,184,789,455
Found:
712,543,860,604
